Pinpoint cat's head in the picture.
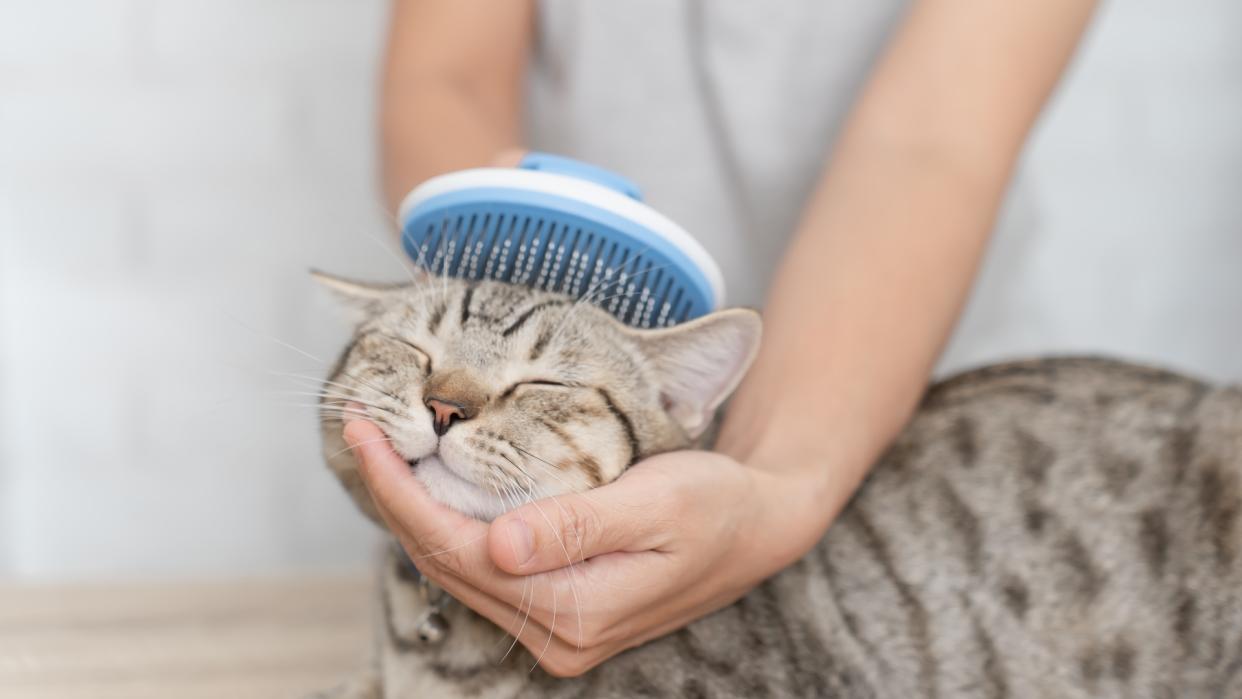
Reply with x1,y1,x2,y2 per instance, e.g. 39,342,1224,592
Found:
315,271,761,522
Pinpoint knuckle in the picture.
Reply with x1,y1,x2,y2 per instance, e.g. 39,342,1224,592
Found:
665,479,695,517
436,547,467,576
558,501,603,561
554,603,611,649
416,535,470,578
541,653,594,678
574,618,608,648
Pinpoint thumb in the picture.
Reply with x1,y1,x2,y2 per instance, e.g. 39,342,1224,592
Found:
488,483,663,575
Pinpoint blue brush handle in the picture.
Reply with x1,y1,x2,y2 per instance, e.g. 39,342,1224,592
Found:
519,152,644,201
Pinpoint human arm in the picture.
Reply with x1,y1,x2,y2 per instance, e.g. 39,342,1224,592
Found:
379,0,532,211
714,0,1102,549
355,0,1099,676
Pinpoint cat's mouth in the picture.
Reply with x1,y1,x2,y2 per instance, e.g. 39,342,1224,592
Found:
407,454,473,488
408,454,505,520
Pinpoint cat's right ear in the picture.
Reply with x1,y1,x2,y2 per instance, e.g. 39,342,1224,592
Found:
310,269,403,324
630,308,763,438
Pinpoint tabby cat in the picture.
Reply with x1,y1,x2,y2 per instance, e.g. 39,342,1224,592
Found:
314,271,1242,698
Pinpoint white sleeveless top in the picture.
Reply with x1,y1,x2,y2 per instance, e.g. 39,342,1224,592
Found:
526,0,1050,375
526,0,910,308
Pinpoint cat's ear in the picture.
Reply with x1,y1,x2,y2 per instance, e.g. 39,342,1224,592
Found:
310,269,404,323
633,308,762,438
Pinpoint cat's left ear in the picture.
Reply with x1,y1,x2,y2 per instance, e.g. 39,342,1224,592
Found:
632,308,762,438
311,269,406,324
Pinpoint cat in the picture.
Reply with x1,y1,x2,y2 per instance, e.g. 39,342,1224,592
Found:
313,271,1242,698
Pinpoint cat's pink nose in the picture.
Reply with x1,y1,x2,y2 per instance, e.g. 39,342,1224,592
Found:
425,397,468,436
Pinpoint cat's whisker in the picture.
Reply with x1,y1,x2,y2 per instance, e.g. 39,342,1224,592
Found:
263,371,410,412
397,241,447,332
281,398,402,421
264,371,405,412
367,203,449,319
281,375,375,400
275,388,387,407
275,359,408,406
324,436,392,460
490,482,531,654
532,572,557,674
508,444,559,473
510,444,607,510
315,403,410,428
312,394,405,417
312,405,415,431
548,254,680,340
267,400,370,416
538,283,648,354
408,532,491,563
356,225,425,290
490,472,580,662
226,314,329,366
498,449,582,501
335,369,410,406
498,476,567,670
262,368,345,387
545,254,680,344
499,484,537,665
509,469,586,655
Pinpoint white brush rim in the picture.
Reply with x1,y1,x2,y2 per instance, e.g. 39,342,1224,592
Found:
398,168,727,309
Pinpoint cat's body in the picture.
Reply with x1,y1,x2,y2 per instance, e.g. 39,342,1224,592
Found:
315,274,1242,698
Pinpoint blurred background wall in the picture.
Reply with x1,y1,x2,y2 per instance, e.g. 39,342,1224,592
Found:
0,0,1239,581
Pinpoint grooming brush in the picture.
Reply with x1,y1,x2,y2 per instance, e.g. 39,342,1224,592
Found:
398,153,725,328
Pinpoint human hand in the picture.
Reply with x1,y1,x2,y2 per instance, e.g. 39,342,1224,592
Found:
343,417,833,677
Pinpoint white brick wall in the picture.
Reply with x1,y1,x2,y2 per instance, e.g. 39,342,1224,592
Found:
1,1,1240,580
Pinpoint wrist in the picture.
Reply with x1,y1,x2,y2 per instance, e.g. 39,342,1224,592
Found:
743,464,842,572
739,427,880,556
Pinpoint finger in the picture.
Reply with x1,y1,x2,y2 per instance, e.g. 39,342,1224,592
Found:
343,420,490,567
383,530,606,671
487,475,669,575
343,420,554,609
344,420,477,531
436,564,621,678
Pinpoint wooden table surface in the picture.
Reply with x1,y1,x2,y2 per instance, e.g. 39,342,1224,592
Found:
0,576,373,699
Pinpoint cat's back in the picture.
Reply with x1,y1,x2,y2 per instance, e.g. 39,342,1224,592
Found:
525,358,1242,698
819,357,1242,697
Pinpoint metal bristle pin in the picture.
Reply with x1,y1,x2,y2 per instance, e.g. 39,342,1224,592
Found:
397,153,726,329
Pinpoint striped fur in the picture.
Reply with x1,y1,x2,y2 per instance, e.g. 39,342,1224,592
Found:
315,275,1242,698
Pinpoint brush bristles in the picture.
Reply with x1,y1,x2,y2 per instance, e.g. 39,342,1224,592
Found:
408,213,695,328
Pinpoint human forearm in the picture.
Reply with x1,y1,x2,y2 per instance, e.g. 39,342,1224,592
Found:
381,81,523,211
718,141,1002,503
379,0,532,211
717,0,1097,538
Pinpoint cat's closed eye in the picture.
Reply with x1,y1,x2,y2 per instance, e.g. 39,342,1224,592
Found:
518,379,571,388
500,379,574,399
377,334,432,373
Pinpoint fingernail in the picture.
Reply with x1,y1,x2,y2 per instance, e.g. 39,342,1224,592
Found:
502,518,534,567
342,401,365,426
342,421,362,448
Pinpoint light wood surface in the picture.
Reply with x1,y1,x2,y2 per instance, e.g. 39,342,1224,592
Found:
0,576,373,699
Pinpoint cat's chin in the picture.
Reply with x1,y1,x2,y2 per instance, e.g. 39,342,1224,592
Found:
413,455,508,522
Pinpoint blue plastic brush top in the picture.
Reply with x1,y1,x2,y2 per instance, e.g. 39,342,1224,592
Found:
398,153,725,328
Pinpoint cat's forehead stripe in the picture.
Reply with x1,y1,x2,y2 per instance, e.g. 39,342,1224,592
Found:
427,300,448,335
458,284,477,327
502,300,567,338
